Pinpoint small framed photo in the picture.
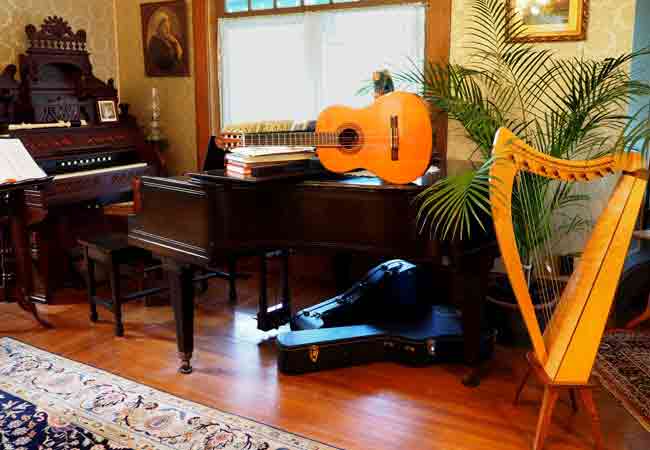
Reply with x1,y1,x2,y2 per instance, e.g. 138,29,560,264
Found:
509,0,588,42
97,100,118,123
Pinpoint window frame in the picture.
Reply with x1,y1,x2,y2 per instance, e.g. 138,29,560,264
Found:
220,0,427,19
193,0,452,168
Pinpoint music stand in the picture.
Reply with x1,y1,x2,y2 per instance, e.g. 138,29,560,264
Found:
0,177,53,326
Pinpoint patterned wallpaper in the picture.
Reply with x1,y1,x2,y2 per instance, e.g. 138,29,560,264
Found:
447,0,638,160
115,0,197,175
0,0,117,84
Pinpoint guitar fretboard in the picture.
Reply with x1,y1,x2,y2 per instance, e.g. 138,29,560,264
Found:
242,132,339,147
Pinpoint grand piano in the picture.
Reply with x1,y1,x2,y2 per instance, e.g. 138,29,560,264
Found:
0,16,160,304
128,163,497,382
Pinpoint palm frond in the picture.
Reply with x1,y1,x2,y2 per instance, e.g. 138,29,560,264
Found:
414,160,493,240
378,0,650,247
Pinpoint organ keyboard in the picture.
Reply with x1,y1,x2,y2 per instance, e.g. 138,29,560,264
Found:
53,163,149,180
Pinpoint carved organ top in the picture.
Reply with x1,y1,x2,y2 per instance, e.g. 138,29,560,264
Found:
17,16,117,124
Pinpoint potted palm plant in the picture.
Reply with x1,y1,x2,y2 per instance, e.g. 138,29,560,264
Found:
389,0,650,344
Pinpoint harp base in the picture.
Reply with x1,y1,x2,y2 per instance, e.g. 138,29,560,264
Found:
514,352,604,450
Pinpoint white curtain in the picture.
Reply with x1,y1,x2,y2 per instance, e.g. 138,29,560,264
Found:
219,4,425,126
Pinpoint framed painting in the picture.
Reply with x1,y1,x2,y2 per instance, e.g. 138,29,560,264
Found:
141,0,190,77
509,0,589,42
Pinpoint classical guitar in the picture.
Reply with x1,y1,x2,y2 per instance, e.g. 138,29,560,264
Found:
217,91,433,184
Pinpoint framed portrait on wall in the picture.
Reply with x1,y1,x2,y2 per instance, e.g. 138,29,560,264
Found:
509,0,589,42
97,100,118,123
141,0,190,77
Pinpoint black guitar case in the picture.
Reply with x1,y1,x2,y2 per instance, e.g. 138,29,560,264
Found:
290,259,418,330
278,305,496,374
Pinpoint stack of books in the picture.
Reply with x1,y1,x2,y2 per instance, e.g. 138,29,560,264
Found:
226,146,316,178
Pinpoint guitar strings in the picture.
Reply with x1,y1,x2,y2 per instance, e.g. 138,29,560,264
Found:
222,132,429,142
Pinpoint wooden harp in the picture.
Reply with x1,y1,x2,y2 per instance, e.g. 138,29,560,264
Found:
489,128,648,449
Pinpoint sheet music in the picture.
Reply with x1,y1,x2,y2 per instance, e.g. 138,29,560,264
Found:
0,139,47,185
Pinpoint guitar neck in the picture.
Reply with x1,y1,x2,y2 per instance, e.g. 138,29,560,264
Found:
241,132,338,148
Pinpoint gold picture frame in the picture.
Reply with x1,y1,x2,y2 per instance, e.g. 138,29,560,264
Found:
141,0,190,77
509,0,589,42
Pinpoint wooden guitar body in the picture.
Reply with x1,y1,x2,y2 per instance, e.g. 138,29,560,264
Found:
316,92,433,184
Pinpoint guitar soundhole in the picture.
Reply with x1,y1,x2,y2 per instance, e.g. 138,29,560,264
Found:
338,128,360,150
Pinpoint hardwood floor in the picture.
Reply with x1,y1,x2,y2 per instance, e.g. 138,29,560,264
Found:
1,255,648,450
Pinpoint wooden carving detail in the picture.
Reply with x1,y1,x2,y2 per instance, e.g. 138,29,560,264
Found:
14,128,135,159
53,176,101,196
25,17,87,52
19,16,108,123
39,100,80,123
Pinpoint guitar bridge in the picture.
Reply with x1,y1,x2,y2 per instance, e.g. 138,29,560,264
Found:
390,115,399,161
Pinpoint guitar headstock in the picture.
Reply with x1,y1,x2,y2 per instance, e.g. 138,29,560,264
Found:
373,70,394,99
215,132,244,150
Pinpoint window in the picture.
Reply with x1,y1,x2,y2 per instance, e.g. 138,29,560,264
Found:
219,3,425,126
226,0,359,14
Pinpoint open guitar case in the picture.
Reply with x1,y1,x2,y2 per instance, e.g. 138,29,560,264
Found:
277,259,496,374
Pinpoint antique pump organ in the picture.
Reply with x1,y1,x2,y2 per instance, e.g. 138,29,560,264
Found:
0,17,161,304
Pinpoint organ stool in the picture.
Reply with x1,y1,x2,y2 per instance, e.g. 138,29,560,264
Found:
79,233,167,336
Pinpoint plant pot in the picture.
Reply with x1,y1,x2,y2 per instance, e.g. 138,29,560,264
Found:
486,274,558,347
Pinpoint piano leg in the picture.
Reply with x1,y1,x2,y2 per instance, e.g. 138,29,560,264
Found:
256,250,292,331
227,256,237,304
281,249,290,308
449,242,496,387
164,257,196,374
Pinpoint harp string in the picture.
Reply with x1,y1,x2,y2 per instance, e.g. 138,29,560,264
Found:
544,176,570,342
517,173,545,329
517,170,563,336
542,171,613,341
536,173,561,332
517,171,553,331
545,176,566,335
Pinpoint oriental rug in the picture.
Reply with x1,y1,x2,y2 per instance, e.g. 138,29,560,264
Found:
0,337,339,450
594,330,650,432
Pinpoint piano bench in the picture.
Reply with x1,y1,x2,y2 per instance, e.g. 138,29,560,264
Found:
78,233,168,337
